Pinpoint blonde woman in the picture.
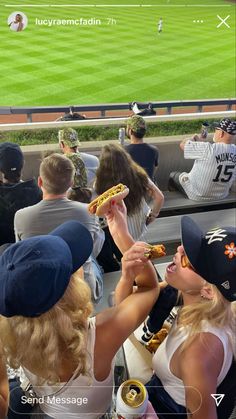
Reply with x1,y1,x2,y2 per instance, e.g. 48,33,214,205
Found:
139,216,235,419
0,204,159,419
8,14,24,31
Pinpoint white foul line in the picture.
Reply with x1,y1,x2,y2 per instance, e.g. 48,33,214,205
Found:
4,3,233,7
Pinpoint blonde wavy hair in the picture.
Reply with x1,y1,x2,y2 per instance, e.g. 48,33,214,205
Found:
0,272,93,384
176,284,236,356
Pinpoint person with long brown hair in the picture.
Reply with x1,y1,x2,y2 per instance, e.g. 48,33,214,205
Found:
95,144,164,272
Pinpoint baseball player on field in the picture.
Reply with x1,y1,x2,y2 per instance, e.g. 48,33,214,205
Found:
168,118,236,201
157,17,163,34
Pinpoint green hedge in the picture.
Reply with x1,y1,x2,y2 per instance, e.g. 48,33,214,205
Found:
0,119,218,146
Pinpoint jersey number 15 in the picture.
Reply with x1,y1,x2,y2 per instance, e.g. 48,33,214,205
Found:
212,164,235,183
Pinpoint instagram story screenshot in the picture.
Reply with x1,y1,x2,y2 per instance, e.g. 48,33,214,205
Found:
0,1,235,419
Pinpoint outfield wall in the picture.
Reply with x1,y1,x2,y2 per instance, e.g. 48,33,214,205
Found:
0,110,235,131
3,110,235,190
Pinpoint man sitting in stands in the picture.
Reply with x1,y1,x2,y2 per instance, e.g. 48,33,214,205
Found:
125,115,159,181
168,118,236,200
59,127,99,189
14,153,104,303
0,142,42,245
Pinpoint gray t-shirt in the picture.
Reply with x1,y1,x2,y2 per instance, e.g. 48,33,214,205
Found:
14,198,105,302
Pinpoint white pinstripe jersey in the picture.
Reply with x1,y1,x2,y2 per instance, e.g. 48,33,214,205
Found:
179,141,236,201
127,198,150,240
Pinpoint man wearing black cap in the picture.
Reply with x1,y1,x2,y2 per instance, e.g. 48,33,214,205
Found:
0,142,42,245
168,118,236,200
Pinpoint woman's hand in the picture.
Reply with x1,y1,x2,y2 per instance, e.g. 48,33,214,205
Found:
105,200,127,234
114,242,152,304
121,242,150,281
105,200,133,253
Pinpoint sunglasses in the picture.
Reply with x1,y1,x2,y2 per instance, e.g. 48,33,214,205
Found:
181,255,194,270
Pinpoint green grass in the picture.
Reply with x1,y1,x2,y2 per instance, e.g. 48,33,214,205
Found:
0,0,235,105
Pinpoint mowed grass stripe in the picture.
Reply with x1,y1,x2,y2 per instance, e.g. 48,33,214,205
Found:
0,0,234,105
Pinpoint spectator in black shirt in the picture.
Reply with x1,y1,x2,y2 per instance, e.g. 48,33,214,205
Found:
0,142,42,245
125,115,159,181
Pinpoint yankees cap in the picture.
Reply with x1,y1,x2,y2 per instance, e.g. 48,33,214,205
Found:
181,216,236,302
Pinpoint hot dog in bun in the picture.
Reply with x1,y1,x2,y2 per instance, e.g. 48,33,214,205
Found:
88,183,129,216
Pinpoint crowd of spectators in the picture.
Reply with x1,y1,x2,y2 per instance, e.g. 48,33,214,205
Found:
0,116,235,419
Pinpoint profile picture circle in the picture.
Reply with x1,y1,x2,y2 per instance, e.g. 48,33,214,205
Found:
8,12,28,32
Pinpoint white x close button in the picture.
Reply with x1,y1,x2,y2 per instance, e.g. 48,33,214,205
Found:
217,15,230,28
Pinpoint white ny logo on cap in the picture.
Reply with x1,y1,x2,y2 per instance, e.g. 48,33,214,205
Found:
205,228,227,244
221,281,230,290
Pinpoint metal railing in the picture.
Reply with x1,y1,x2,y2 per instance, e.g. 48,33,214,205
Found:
0,98,235,123
0,110,235,132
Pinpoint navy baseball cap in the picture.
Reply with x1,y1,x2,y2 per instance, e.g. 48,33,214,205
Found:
0,142,24,175
0,221,93,317
181,216,236,302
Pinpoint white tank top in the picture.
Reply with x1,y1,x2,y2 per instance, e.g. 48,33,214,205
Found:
9,22,23,31
23,317,114,418
152,319,233,406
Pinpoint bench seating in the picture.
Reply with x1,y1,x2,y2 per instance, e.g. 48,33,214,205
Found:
145,208,235,245
160,190,236,217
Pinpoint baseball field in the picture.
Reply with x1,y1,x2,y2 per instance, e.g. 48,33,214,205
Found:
0,0,235,106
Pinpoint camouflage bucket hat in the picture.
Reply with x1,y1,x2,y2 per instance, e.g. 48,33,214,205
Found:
126,115,146,132
58,128,80,147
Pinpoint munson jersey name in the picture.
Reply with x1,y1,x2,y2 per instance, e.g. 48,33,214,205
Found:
216,153,236,164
